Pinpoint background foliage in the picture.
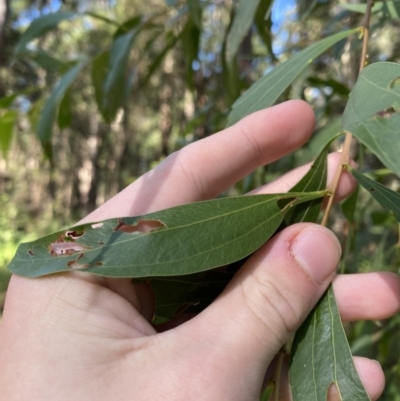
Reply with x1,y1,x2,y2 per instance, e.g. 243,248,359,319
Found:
1,0,400,398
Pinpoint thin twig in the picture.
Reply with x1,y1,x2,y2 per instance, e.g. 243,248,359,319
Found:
321,0,375,227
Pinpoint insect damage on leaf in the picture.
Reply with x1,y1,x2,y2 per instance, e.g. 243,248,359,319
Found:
48,233,91,256
113,218,165,233
375,106,397,117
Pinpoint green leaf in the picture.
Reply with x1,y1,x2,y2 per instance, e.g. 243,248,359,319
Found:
101,14,156,122
57,88,73,129
342,62,400,177
37,61,85,159
225,0,261,64
254,0,274,59
341,184,359,225
84,11,120,26
140,32,181,88
228,28,360,125
28,49,74,71
339,1,400,18
285,144,329,225
0,94,19,109
181,19,200,89
187,0,202,28
15,11,76,56
147,270,234,324
0,110,18,158
350,168,400,222
114,15,142,38
290,286,370,401
91,51,110,121
8,191,325,278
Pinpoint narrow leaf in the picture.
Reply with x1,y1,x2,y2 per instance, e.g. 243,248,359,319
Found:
285,144,329,225
342,62,400,177
147,270,234,324
84,11,120,26
102,30,136,121
228,28,359,125
91,51,110,121
339,1,400,18
187,0,202,28
290,286,370,401
341,184,359,225
8,191,324,278
37,61,85,158
350,168,400,222
181,19,200,89
15,11,76,56
140,32,180,88
57,88,73,129
0,110,18,158
225,0,261,64
254,0,274,59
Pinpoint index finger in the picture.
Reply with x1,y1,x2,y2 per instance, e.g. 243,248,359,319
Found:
81,100,314,223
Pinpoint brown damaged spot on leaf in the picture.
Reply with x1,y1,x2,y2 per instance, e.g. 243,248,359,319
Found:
67,261,90,269
48,234,91,256
114,219,165,234
67,253,89,269
28,249,34,256
376,106,396,117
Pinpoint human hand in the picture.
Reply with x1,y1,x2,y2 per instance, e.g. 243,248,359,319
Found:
1,100,399,401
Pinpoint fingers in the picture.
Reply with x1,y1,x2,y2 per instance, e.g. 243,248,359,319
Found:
181,223,341,374
81,100,315,222
334,272,400,321
353,357,385,401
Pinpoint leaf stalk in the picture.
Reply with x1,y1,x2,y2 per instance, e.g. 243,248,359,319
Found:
321,0,375,227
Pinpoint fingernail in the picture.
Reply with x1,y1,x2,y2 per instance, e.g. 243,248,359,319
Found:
291,227,341,284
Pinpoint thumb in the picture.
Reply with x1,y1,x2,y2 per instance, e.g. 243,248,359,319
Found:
183,223,341,379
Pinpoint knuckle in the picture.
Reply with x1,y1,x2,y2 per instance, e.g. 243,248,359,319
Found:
241,271,304,337
170,147,207,197
236,120,265,166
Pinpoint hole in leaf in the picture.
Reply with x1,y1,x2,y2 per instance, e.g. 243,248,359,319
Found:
48,234,91,256
327,382,339,401
376,106,396,117
65,230,84,239
91,222,103,229
114,219,165,234
389,76,400,89
28,249,34,256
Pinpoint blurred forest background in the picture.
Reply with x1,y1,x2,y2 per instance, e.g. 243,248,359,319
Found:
0,0,399,398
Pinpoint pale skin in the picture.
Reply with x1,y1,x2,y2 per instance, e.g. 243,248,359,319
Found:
1,100,400,401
